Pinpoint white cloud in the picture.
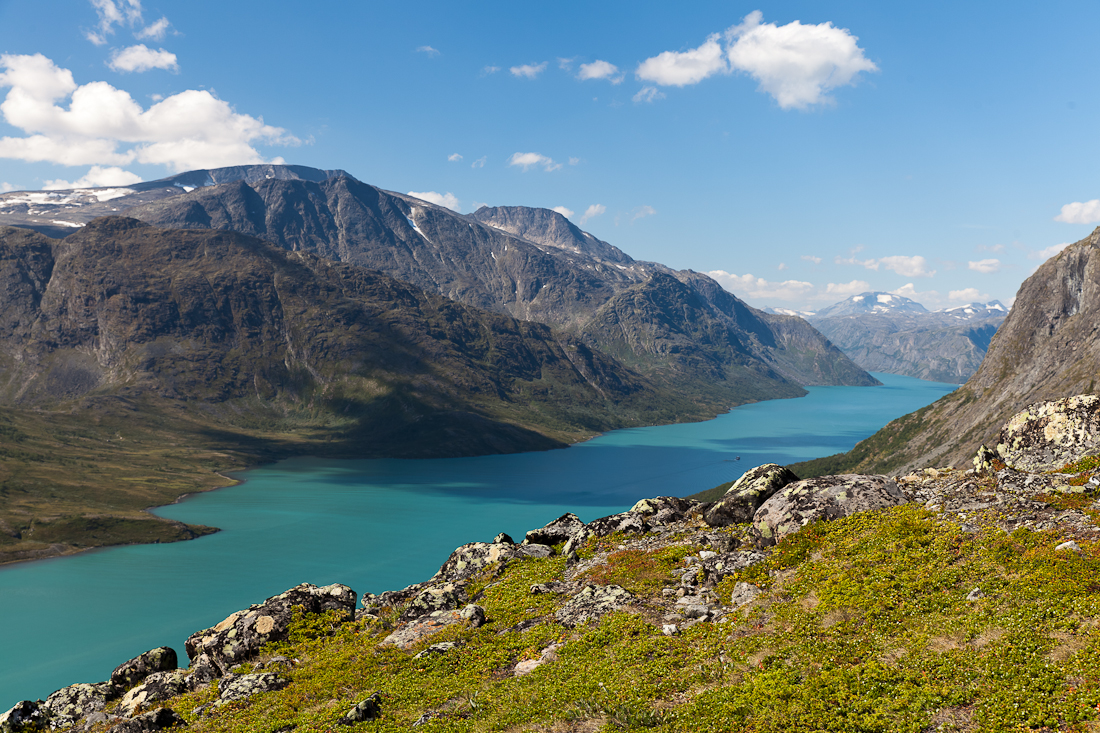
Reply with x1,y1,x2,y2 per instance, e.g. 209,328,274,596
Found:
825,280,873,297
948,287,990,303
568,157,580,166
579,204,606,224
1054,199,1100,224
708,270,816,301
447,153,463,162
631,205,656,222
633,86,665,103
557,57,575,71
578,60,622,84
1030,242,1070,260
0,53,297,172
510,62,547,79
416,46,440,57
968,258,1000,274
508,151,561,172
801,255,822,264
552,205,574,218
407,190,460,212
0,182,16,193
777,262,788,270
471,156,486,169
976,242,1005,253
726,11,878,109
836,251,935,277
86,0,144,45
108,44,178,73
637,34,727,87
136,16,169,41
482,66,500,75
43,164,142,189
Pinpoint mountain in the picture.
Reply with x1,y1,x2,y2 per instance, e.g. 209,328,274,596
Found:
0,217,713,562
793,228,1100,475
0,165,875,405
805,292,1008,384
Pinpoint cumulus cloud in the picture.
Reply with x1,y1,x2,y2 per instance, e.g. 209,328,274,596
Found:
416,45,440,57
0,53,298,172
631,205,656,222
837,251,935,277
136,16,169,41
635,11,876,109
579,204,606,224
1031,242,1070,260
0,182,16,193
86,0,144,45
43,164,142,189
108,44,178,73
510,62,547,79
726,11,878,109
1054,199,1100,224
801,255,822,264
948,288,990,303
777,262,788,270
633,86,665,103
407,190,460,212
708,271,816,301
577,60,623,83
825,280,873,297
508,151,561,172
447,153,463,162
482,66,500,75
552,205,574,218
968,259,1000,274
471,156,486,168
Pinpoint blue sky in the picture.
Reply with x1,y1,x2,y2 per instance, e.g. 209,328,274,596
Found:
0,1,1097,311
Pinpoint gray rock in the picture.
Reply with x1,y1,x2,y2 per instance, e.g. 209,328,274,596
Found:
661,624,679,636
519,544,553,558
705,464,799,527
0,701,46,733
413,641,464,660
338,693,381,724
513,643,561,676
382,604,484,649
554,585,633,628
459,603,486,628
1056,540,1082,553
111,647,178,690
729,581,762,607
996,395,1100,472
753,474,907,546
214,673,288,708
400,583,467,622
524,513,587,546
973,444,999,474
118,672,189,716
185,583,356,670
41,682,115,728
630,496,695,525
585,512,649,537
106,707,185,733
493,532,515,545
966,588,985,601
186,654,221,686
431,542,531,584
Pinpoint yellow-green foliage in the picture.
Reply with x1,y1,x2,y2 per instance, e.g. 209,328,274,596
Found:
86,508,1100,732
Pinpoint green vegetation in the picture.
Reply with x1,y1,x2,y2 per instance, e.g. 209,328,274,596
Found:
86,506,1100,732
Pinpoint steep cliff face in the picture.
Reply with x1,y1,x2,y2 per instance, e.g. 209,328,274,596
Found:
800,228,1100,475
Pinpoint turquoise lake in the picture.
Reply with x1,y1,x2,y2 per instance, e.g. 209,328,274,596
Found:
0,373,955,706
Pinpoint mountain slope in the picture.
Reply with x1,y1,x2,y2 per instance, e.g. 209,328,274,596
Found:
793,228,1100,475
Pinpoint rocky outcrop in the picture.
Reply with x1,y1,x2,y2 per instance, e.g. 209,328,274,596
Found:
995,394,1100,471
111,648,178,690
703,463,799,527
106,707,185,733
753,475,907,546
554,585,634,628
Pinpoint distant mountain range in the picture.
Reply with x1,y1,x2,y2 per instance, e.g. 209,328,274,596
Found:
763,292,1008,384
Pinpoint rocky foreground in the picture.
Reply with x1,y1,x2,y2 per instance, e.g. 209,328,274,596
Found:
4,395,1100,732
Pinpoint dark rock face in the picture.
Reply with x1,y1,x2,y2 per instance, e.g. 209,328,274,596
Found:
995,395,1100,471
0,700,46,733
106,707,185,733
524,513,587,546
753,474,907,546
704,463,798,527
185,583,355,670
111,647,178,690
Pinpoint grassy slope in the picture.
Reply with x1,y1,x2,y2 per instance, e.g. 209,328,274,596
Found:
86,503,1100,733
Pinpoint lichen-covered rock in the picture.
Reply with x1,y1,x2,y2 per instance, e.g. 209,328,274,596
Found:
213,673,288,708
400,583,468,622
111,647,178,690
186,654,221,686
729,581,762,607
383,604,485,649
753,474,906,546
0,701,46,733
514,643,561,676
686,551,767,589
973,444,999,474
106,707,185,733
338,693,381,724
524,513,587,546
413,641,464,660
431,542,532,584
184,583,355,670
705,464,799,527
118,672,189,716
996,395,1100,471
554,584,633,627
41,682,115,728
586,512,649,537
630,496,695,525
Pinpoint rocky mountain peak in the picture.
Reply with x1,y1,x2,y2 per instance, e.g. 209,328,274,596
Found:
469,205,634,265
812,291,928,318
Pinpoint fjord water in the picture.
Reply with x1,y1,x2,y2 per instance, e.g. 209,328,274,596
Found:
0,373,954,706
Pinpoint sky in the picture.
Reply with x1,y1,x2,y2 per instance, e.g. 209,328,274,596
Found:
0,1,1098,312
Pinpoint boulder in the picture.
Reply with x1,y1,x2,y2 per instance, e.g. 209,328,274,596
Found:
213,673,288,708
185,583,356,670
753,474,907,546
399,583,467,622
997,395,1100,471
41,682,115,728
413,641,464,660
513,643,561,676
431,542,533,584
382,604,485,649
0,701,46,733
111,647,178,690
524,513,587,546
630,496,695,526
186,654,221,686
586,512,649,537
704,464,799,527
118,672,189,716
106,707,185,733
554,585,633,628
729,582,762,608
679,551,767,590
338,693,382,724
